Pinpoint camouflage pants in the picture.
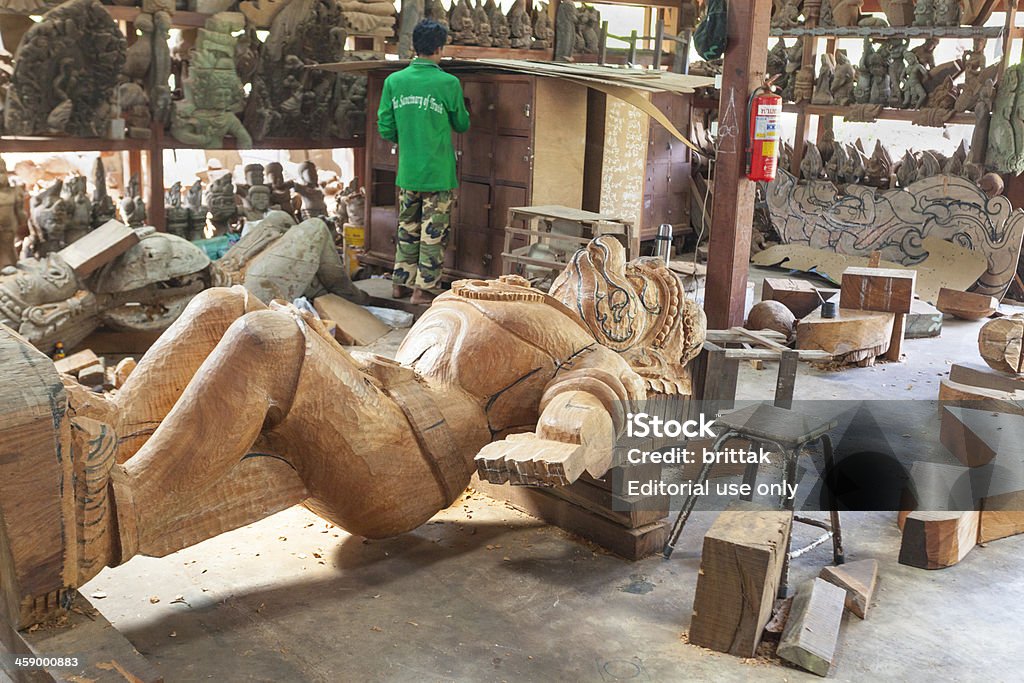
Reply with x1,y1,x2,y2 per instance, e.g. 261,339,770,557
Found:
393,189,453,290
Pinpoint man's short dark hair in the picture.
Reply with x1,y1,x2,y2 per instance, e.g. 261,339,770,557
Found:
413,19,448,56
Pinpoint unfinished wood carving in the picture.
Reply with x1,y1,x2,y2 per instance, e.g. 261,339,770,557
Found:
0,237,704,630
978,314,1024,374
765,169,1024,298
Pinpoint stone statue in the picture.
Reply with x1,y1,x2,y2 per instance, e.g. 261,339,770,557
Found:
0,236,705,635
772,0,802,29
768,40,788,90
854,39,874,104
533,2,554,50
266,162,296,216
971,78,995,166
508,0,532,49
332,75,368,140
398,0,424,58
818,0,834,26
839,143,866,184
830,0,863,26
902,51,928,109
0,216,370,356
886,39,907,108
0,157,26,269
933,0,960,25
794,64,815,103
24,180,69,258
487,0,511,48
62,176,93,245
150,10,173,127
911,38,939,71
4,0,126,137
118,82,152,139
473,0,493,47
896,150,918,187
812,54,835,105
554,0,578,62
123,13,154,83
824,140,847,183
90,158,117,230
294,161,328,220
119,174,147,229
204,172,237,237
243,186,272,223
579,6,600,54
868,43,892,106
171,12,252,149
165,181,191,239
244,0,347,140
425,0,451,43
800,142,824,180
450,0,478,45
782,39,804,102
955,39,992,113
913,0,934,25
185,179,206,241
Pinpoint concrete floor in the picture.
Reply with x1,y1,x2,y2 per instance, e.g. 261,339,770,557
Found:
82,267,1024,682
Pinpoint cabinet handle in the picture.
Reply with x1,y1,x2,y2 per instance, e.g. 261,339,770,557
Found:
524,103,531,117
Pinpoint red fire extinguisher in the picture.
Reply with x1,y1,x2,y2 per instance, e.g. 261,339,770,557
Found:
746,86,783,182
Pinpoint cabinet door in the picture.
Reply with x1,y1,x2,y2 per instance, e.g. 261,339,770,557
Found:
456,181,491,231
491,184,528,237
495,80,533,136
460,131,494,181
368,206,398,261
456,227,493,277
461,78,496,132
494,136,531,185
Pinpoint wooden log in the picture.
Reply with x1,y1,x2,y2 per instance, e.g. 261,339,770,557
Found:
936,287,999,320
688,501,792,657
950,362,1024,394
56,220,138,277
839,267,916,314
53,349,99,376
777,578,846,677
938,379,1024,417
906,299,942,339
796,308,894,365
312,293,390,346
818,558,878,619
979,315,1024,374
898,510,980,569
761,277,828,318
979,490,1024,543
78,362,106,387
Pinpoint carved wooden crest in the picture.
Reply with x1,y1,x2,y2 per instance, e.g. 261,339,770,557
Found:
765,169,1024,297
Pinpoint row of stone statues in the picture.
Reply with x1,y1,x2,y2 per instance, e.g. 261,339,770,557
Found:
792,135,1002,197
410,0,555,51
165,160,362,241
772,0,985,29
1,0,369,145
771,36,995,118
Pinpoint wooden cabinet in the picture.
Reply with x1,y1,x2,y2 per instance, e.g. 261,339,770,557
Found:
363,71,587,280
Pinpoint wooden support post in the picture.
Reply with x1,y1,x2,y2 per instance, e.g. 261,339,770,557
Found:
599,21,608,65
147,122,165,231
703,0,772,329
627,29,638,65
774,349,799,409
653,18,664,70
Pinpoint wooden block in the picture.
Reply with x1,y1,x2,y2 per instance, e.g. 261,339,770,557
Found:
898,510,980,569
950,362,1024,394
56,220,138,277
840,267,916,314
818,559,878,619
905,299,942,339
546,477,667,529
938,379,1024,418
14,594,162,682
761,278,822,318
78,362,106,387
580,462,664,493
936,287,998,321
313,293,390,346
796,308,894,365
688,502,792,657
979,316,1024,374
882,312,906,362
472,477,668,560
113,357,137,388
777,578,846,677
53,348,99,376
979,490,1024,543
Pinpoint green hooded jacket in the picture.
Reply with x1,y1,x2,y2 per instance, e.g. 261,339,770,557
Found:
376,59,471,192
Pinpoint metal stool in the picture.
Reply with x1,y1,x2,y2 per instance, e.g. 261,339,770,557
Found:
663,403,845,597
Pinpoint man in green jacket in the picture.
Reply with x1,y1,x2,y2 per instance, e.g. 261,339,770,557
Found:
377,19,471,304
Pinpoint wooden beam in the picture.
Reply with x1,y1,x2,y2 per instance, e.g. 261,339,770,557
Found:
703,0,772,328
777,578,846,676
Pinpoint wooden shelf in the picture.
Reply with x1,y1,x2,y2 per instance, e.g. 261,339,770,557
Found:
104,6,212,28
387,43,554,61
0,136,149,153
771,25,1003,40
162,136,365,150
782,103,976,125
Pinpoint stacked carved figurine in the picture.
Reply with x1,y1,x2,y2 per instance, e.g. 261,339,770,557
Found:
0,236,704,634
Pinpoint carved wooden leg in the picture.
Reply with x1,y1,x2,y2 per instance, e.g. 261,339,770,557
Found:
112,286,267,461
118,308,305,559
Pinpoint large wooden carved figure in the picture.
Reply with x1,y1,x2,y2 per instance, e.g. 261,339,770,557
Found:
0,237,704,630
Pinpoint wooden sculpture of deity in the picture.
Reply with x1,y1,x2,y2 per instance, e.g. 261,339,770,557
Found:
0,236,705,630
